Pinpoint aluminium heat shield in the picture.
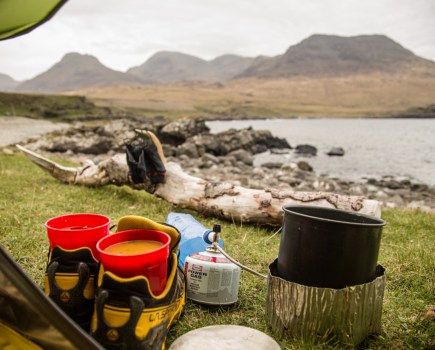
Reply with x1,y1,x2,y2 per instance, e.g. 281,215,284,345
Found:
266,260,385,347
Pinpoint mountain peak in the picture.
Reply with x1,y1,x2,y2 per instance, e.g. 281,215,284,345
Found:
56,52,104,70
294,34,411,55
148,51,205,61
239,34,423,78
16,52,140,93
61,52,99,61
128,51,254,83
0,73,19,92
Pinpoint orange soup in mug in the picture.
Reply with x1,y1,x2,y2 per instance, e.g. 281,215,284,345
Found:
104,240,163,255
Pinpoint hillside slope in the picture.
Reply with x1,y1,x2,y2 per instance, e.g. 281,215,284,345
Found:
16,53,142,93
127,51,254,83
68,71,435,118
0,73,19,92
239,34,435,78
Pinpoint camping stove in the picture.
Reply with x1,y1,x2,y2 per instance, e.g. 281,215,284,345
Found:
184,225,241,306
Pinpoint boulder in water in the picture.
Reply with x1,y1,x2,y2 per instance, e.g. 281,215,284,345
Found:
295,144,317,156
327,147,345,156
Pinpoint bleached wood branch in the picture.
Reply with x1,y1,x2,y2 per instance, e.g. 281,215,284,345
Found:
16,144,381,225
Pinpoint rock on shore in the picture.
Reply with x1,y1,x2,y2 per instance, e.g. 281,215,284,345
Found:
18,118,435,213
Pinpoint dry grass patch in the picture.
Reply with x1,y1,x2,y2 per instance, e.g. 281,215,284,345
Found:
67,72,435,118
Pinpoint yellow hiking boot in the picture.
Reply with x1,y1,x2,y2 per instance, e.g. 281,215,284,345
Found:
90,216,186,350
44,246,98,332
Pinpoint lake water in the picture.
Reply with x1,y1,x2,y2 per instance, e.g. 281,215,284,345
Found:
206,118,435,186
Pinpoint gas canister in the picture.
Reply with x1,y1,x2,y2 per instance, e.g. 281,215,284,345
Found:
184,248,241,305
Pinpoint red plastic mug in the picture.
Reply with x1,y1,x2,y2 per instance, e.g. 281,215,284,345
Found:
45,213,110,259
97,229,170,295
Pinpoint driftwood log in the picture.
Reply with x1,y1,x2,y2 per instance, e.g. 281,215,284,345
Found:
16,143,381,226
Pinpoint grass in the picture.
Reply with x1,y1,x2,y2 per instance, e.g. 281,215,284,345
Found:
70,73,435,119
0,149,434,349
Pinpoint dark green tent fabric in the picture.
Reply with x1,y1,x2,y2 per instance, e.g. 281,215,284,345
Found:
0,0,68,40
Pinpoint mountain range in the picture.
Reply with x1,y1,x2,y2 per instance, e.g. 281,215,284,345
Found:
2,34,435,94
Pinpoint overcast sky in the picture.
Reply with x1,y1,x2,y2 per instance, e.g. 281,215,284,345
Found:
1,0,434,81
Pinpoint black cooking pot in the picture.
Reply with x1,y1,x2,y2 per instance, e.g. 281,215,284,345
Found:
277,205,385,289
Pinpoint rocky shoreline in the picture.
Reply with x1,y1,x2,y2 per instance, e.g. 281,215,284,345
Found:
17,118,435,213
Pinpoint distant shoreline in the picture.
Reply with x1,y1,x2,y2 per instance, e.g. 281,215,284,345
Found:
202,114,435,122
